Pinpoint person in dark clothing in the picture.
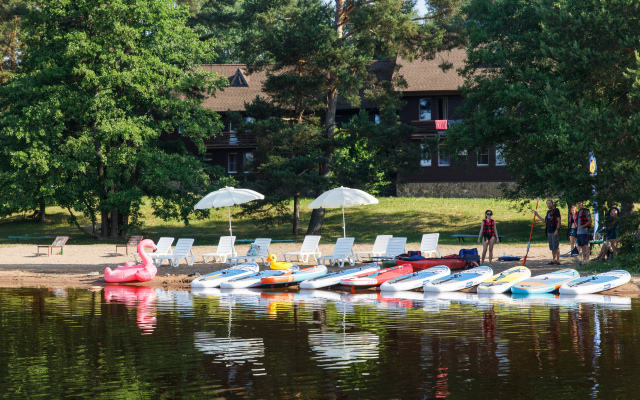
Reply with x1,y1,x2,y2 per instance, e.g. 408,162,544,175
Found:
477,210,499,266
596,207,620,260
534,199,562,265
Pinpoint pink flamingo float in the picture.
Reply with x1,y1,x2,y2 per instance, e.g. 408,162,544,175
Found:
105,239,158,283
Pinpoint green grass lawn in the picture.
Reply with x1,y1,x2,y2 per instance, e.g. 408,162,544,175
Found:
0,197,564,246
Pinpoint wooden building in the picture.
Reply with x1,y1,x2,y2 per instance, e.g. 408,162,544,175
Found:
197,50,513,198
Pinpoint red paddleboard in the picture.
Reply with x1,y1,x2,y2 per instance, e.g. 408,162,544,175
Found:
340,264,413,288
397,257,468,271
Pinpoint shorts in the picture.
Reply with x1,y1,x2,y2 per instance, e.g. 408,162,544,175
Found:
577,234,590,247
568,228,577,237
482,234,496,242
607,228,618,240
548,233,559,251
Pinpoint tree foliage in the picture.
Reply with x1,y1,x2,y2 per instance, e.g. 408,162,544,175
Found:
445,0,640,207
0,0,27,84
0,0,227,238
232,0,461,234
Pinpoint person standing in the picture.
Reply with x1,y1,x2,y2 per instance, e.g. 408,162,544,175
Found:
477,210,499,266
596,207,619,260
534,199,562,265
576,201,592,265
567,205,579,256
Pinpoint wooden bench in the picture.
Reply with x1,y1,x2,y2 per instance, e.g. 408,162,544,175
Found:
116,235,143,255
9,236,56,243
37,236,69,256
451,234,508,242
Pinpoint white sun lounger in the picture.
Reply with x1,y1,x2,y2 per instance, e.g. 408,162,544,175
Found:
283,235,322,263
134,237,174,264
151,238,195,267
317,237,355,268
370,237,407,262
420,233,441,258
227,238,272,266
202,236,237,263
355,235,392,261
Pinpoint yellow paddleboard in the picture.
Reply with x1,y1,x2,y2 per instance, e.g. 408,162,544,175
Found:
477,266,531,293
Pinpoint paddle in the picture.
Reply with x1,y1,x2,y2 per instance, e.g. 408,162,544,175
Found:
522,198,540,266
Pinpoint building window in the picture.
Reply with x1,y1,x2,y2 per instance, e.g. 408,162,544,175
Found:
477,148,489,166
419,98,431,121
243,152,253,173
438,152,450,167
495,144,507,166
374,114,380,124
229,132,238,145
438,98,448,120
228,153,238,174
420,145,431,167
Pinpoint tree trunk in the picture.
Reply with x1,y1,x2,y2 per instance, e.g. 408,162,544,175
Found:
307,1,344,236
293,193,300,236
110,207,119,239
38,201,46,223
101,210,109,238
119,211,128,239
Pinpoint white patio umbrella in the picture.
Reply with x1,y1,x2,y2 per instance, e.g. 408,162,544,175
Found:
308,186,379,237
194,186,264,237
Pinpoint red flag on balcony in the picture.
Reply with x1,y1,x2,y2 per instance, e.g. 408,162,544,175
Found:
435,120,448,130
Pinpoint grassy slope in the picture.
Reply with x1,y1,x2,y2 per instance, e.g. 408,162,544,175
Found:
0,197,558,246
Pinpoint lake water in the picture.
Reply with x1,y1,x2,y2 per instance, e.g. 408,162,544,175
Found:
0,286,638,399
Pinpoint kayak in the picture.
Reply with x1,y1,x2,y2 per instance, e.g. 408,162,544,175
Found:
191,262,260,288
559,270,631,294
477,266,531,294
299,264,380,289
423,266,493,292
397,257,468,271
380,265,450,292
340,264,414,288
511,269,580,294
220,266,299,288
261,265,328,285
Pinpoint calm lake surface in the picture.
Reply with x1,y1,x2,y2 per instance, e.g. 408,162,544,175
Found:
0,286,638,399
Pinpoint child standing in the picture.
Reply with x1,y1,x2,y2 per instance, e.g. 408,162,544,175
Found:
477,210,499,266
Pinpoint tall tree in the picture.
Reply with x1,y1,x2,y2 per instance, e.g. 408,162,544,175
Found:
0,0,27,84
445,0,640,209
237,0,462,234
0,0,226,238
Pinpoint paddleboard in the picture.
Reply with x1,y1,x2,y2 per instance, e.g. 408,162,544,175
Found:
397,257,468,271
477,266,531,294
340,264,414,288
511,269,580,294
261,265,328,285
299,264,380,289
220,266,299,288
423,266,493,292
191,262,260,288
559,270,631,294
380,265,450,292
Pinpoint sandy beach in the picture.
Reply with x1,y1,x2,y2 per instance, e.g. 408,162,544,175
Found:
1,241,638,295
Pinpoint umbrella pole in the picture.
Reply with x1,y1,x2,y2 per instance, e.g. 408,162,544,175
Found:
342,205,346,237
228,206,233,237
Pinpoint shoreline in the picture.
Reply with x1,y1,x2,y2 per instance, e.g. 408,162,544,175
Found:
1,243,638,296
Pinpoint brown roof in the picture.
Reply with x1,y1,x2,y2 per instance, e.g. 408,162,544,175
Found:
199,49,466,112
395,49,467,93
199,65,270,112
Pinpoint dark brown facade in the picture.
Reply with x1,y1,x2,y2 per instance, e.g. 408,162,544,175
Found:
197,51,514,197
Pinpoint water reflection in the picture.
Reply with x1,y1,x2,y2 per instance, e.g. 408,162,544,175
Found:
104,285,157,334
0,286,638,399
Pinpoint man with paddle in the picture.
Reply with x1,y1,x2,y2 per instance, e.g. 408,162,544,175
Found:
534,199,562,265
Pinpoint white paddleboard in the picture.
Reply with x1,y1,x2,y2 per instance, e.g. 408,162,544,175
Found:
380,265,450,292
511,269,580,294
423,266,493,292
191,262,259,288
559,270,631,294
477,266,531,294
299,264,380,289
220,266,299,288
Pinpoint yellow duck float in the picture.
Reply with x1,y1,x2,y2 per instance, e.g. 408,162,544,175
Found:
266,254,294,270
